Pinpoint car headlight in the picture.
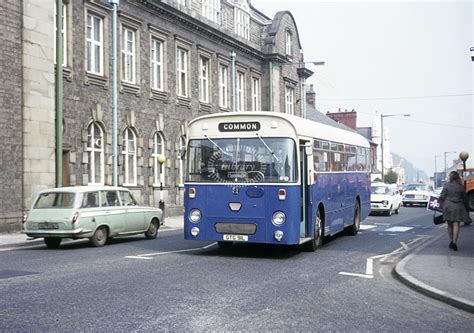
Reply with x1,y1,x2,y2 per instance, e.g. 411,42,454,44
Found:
272,211,286,226
189,209,201,223
422,195,428,200
382,200,389,206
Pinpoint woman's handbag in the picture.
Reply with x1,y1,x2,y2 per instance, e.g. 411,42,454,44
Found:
433,212,445,225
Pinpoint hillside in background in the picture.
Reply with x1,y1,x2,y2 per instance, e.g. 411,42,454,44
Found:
392,152,428,183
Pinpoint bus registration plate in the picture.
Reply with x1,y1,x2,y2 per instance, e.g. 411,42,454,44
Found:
223,234,248,242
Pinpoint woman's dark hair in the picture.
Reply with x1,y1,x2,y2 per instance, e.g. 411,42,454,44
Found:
448,171,461,184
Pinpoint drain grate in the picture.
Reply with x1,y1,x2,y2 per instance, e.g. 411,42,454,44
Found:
0,270,40,280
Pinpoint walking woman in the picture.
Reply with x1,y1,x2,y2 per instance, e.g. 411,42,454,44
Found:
439,171,471,251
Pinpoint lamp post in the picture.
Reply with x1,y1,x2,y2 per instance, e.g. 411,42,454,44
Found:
380,113,410,181
443,151,456,176
158,154,166,214
109,0,119,186
459,151,469,190
434,154,441,187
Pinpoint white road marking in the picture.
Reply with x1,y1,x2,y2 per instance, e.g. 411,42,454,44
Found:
385,226,413,232
359,225,376,230
339,272,374,279
400,242,409,250
365,258,373,275
125,242,217,259
124,256,153,260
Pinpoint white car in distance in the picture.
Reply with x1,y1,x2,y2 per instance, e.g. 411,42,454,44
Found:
370,183,402,216
402,183,435,207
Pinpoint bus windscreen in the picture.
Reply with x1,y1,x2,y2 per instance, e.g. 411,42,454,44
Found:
187,137,297,183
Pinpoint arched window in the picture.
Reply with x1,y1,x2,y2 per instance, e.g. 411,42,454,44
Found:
285,30,292,56
152,132,165,186
86,122,104,185
122,127,137,186
178,135,187,186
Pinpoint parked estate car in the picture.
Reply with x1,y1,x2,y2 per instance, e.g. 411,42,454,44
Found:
370,183,402,216
401,183,435,207
22,186,164,249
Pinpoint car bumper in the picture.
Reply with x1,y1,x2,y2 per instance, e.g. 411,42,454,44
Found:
22,228,93,239
402,199,428,204
370,204,391,212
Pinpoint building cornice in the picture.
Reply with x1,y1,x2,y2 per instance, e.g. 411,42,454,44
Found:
137,0,267,61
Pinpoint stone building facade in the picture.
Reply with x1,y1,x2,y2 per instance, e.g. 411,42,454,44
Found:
0,0,311,231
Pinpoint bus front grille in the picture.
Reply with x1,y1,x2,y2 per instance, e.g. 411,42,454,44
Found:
215,223,257,235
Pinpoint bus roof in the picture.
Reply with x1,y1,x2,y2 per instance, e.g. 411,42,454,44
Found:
187,111,370,148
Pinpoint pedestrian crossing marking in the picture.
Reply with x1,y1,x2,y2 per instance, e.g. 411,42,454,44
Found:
385,226,413,232
360,225,376,230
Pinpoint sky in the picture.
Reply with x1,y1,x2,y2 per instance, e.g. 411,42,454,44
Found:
251,0,473,177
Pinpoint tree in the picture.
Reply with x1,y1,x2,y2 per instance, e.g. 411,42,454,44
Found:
384,169,398,184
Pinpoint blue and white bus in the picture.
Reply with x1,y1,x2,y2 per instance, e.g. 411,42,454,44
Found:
183,112,371,250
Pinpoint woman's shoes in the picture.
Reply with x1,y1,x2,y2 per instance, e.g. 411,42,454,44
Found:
449,241,458,251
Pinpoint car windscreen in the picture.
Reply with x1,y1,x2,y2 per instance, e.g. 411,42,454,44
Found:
34,192,75,209
187,137,297,183
371,186,390,194
405,185,429,191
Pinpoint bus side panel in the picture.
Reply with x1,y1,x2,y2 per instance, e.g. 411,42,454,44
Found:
312,172,370,235
184,185,302,245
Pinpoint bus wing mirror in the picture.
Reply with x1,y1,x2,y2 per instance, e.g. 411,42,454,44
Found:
304,143,313,156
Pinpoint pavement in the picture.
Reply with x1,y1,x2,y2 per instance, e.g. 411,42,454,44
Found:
393,221,474,313
1,215,473,313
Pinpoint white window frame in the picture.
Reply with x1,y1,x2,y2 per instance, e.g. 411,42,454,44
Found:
152,132,165,186
285,86,294,115
122,128,137,186
199,56,210,103
251,77,260,111
86,122,104,185
237,71,245,111
54,2,67,67
234,8,250,40
178,135,187,186
122,27,136,84
176,47,188,97
151,37,163,91
285,30,292,56
219,64,228,108
86,13,103,75
202,0,220,23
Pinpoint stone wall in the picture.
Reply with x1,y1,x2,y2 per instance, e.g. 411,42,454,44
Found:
22,0,56,217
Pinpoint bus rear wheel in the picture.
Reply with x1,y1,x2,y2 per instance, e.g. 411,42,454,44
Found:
306,209,323,252
347,201,360,236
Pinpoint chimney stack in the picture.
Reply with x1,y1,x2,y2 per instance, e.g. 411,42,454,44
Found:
306,84,315,108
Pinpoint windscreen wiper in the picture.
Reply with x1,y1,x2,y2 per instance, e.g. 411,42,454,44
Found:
256,134,280,162
205,135,232,157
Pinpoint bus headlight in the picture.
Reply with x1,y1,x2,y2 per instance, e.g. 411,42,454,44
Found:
191,227,200,237
272,211,286,226
189,209,201,223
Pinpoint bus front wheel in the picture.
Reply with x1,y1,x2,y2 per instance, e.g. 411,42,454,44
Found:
306,209,323,252
217,241,233,249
